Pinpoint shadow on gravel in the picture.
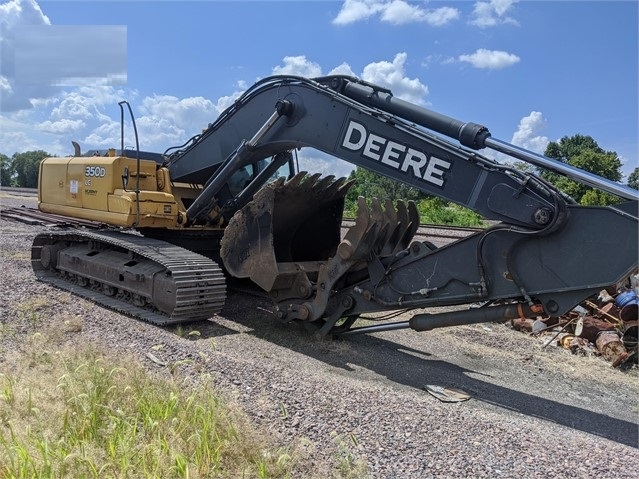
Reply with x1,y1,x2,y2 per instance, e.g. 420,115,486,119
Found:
213,292,639,449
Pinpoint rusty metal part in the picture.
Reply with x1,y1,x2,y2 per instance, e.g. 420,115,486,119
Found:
560,334,577,349
595,331,628,366
584,300,622,325
32,230,226,325
512,317,535,332
574,315,617,343
541,317,577,349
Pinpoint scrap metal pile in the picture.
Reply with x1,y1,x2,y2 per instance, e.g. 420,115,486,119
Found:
510,273,639,368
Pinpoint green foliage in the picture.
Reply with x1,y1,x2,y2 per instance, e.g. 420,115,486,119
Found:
416,197,485,226
343,167,484,227
545,134,604,161
345,167,425,206
0,153,11,186
628,167,639,190
11,150,51,188
542,135,623,205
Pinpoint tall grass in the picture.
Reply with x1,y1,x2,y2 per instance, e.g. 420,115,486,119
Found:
0,332,293,478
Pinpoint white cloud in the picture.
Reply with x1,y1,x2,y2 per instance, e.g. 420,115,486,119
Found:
297,151,355,179
82,119,121,148
470,0,519,28
0,75,12,93
271,56,323,78
458,49,520,69
78,92,219,150
38,118,86,134
213,81,248,114
333,0,459,27
422,7,460,27
51,86,125,119
381,2,459,26
361,52,428,104
0,0,50,25
141,95,216,125
327,62,357,77
511,111,549,154
0,124,39,155
332,0,384,25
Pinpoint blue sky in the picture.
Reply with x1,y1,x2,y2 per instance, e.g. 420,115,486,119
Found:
0,0,637,180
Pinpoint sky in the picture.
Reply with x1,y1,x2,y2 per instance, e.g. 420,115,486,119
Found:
0,0,637,181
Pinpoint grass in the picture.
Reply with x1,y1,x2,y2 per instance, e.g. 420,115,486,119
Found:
0,331,295,478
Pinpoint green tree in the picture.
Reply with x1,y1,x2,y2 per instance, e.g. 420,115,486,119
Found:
343,167,484,227
543,135,623,205
628,167,639,190
11,150,50,188
345,167,426,207
545,134,604,161
0,153,12,186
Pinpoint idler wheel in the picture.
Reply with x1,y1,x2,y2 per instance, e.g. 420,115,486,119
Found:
40,244,60,270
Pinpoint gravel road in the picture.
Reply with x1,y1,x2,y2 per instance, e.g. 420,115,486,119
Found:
2,192,638,478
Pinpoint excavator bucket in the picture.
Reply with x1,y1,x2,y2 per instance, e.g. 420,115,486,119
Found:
221,172,422,324
220,173,354,292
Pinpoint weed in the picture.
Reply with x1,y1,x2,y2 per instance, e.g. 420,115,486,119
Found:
279,401,288,420
0,336,296,478
173,324,202,340
331,431,369,479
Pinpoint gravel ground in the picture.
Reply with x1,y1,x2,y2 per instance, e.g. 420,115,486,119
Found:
1,192,638,478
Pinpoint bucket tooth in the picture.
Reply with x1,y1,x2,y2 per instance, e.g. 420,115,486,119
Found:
284,171,307,188
313,174,336,193
325,177,355,199
406,201,420,239
382,199,403,256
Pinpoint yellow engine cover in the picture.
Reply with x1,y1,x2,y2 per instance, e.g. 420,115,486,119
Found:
38,156,180,228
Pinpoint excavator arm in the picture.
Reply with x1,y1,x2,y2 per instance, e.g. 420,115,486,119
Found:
160,75,638,335
166,76,568,229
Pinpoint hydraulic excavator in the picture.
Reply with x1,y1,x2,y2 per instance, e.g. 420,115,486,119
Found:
31,75,638,336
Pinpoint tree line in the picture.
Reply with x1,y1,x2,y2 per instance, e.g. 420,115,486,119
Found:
2,135,638,227
1,150,52,188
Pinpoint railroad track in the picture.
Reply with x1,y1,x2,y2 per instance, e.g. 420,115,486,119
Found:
341,218,482,247
2,206,482,247
1,206,110,229
0,186,38,197
1,188,484,246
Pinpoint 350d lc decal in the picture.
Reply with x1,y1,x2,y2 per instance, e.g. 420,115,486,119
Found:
341,120,451,187
85,166,107,178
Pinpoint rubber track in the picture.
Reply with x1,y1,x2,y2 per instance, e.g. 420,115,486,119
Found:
32,230,226,326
